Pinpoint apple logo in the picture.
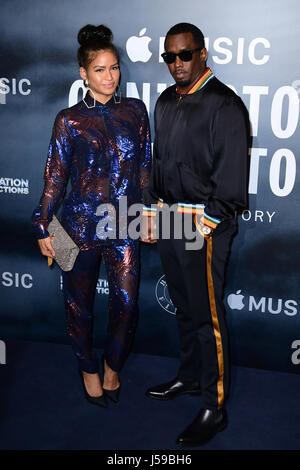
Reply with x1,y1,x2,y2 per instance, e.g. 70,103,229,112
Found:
227,290,245,310
126,28,152,63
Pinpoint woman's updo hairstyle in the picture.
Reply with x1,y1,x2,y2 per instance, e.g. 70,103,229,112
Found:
77,24,119,69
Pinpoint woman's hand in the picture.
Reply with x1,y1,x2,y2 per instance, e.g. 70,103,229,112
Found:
37,237,55,258
140,236,157,244
140,216,157,244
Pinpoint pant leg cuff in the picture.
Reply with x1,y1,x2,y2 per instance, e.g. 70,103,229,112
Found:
77,358,99,373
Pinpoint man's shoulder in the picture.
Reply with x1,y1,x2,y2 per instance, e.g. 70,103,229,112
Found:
207,77,243,106
156,79,240,105
207,78,248,125
205,77,237,97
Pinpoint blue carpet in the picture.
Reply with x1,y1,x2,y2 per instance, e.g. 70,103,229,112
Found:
0,339,299,450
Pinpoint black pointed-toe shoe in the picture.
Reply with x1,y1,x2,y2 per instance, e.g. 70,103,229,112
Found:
103,384,121,403
176,408,227,447
145,378,201,401
78,370,108,408
101,354,120,403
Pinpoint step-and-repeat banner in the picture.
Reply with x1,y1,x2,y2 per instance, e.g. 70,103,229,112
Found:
1,0,299,373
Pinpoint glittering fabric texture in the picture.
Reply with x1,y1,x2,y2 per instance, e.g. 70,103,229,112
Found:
62,240,139,373
31,92,151,249
32,92,151,372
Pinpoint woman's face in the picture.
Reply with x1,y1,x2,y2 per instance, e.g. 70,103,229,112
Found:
80,49,120,104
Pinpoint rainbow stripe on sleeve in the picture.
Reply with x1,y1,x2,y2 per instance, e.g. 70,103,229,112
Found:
142,199,163,216
143,199,221,229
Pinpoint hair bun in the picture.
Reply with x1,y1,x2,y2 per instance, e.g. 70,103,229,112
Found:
78,24,113,45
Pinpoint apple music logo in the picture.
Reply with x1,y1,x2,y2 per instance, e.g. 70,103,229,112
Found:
126,28,152,63
227,290,298,317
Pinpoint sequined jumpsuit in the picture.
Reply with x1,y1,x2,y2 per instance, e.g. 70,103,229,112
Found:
32,92,151,373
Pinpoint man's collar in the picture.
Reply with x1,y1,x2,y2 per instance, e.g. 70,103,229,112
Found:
176,67,214,96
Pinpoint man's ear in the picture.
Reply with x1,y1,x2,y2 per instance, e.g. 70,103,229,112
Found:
200,48,207,62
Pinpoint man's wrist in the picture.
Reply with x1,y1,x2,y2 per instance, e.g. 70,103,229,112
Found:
201,224,213,235
200,212,221,233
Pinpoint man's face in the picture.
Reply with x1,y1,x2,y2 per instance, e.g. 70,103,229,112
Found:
164,32,207,91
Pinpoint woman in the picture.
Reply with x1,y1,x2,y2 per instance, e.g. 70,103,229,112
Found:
31,24,151,407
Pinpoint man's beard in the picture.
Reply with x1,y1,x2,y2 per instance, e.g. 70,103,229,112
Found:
174,76,191,88
173,74,192,88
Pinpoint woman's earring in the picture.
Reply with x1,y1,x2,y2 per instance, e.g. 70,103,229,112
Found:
83,79,96,109
114,85,121,104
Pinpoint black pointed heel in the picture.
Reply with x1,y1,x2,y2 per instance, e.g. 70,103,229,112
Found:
78,369,108,408
102,355,121,403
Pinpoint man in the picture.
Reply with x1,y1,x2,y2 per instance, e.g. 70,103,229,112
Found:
142,23,249,446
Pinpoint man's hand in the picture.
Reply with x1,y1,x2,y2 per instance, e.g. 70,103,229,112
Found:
37,237,56,258
140,216,157,244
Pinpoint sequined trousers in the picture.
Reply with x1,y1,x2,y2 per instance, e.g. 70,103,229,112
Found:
62,239,139,373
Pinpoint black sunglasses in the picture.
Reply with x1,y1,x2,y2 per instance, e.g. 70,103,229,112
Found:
161,47,202,64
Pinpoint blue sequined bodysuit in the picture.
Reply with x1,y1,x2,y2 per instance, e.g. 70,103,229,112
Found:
31,92,151,249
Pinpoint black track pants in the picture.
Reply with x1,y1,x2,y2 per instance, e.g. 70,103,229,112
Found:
157,217,237,410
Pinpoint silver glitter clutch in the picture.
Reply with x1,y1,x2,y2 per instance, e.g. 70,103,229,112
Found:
47,215,79,271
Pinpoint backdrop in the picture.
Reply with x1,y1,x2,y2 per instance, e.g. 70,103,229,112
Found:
1,0,299,373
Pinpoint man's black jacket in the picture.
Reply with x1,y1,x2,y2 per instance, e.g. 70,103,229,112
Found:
143,77,250,224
